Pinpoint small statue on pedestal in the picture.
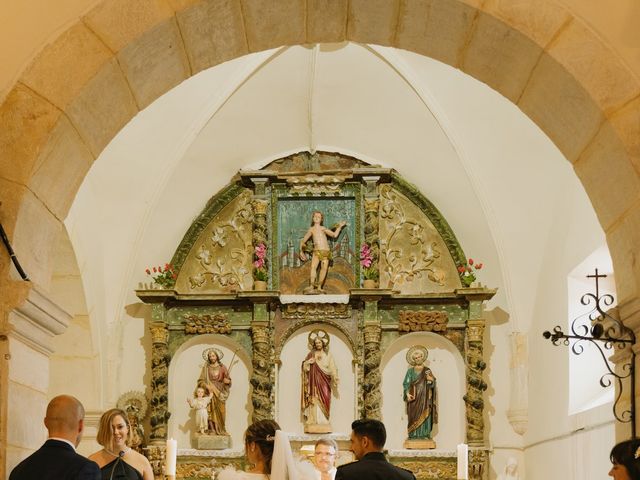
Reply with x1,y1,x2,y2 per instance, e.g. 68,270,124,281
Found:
301,329,339,433
403,345,437,449
299,211,346,294
187,386,213,435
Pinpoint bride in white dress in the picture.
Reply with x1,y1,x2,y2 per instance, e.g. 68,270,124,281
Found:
217,420,315,480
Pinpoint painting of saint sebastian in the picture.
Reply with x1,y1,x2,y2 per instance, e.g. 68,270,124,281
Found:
301,329,339,433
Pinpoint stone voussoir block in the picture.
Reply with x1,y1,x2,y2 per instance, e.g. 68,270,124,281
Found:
83,0,174,52
607,203,640,304
462,11,543,102
20,23,113,110
482,0,570,47
117,17,191,109
242,0,306,52
575,121,640,231
347,0,400,47
0,85,62,186
307,0,348,44
518,52,604,163
177,0,249,75
545,19,640,114
28,116,94,220
65,58,139,157
395,0,477,68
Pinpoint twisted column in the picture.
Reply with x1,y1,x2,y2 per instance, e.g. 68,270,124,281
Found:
464,319,487,445
364,198,380,282
362,322,382,419
250,323,273,421
149,316,170,443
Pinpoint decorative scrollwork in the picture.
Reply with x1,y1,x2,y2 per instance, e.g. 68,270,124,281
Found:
542,269,636,436
379,186,448,292
281,303,351,320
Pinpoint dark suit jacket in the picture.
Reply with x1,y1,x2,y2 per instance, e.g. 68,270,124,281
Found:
335,451,416,480
9,439,101,480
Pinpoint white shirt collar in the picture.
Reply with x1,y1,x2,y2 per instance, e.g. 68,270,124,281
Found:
48,437,76,451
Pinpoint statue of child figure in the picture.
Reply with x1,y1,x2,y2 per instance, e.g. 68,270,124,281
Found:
187,386,213,435
299,211,346,294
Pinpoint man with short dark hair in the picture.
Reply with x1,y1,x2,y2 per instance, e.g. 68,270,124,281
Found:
9,394,100,480
335,419,416,480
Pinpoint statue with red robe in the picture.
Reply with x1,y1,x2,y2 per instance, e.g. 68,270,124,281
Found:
301,329,339,433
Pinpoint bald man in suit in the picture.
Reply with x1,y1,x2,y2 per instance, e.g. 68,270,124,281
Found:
9,394,100,480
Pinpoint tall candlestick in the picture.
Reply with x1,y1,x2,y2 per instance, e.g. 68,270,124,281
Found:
166,438,177,476
457,443,468,480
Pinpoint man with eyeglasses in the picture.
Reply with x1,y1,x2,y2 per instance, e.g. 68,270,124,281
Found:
313,438,338,480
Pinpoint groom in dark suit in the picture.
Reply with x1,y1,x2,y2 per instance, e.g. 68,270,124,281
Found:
335,419,416,480
9,394,100,480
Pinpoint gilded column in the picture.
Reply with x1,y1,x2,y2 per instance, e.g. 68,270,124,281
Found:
464,318,487,446
364,197,380,283
362,297,382,419
149,313,170,443
250,321,273,422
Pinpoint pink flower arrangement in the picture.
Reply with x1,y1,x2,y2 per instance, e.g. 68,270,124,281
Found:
360,243,378,280
253,243,268,281
458,258,483,287
145,263,177,288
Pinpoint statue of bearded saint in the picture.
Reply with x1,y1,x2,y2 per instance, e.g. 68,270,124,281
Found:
403,346,437,448
301,330,339,433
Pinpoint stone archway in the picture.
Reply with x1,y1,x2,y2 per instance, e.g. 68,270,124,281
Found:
1,0,639,473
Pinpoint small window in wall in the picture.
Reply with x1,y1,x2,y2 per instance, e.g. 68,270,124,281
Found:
568,245,616,415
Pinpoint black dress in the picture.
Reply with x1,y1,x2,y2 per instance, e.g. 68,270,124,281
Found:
100,458,143,480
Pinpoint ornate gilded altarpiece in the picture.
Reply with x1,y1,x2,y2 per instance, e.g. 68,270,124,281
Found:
136,151,495,480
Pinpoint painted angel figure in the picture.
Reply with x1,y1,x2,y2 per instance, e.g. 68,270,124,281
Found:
301,329,339,433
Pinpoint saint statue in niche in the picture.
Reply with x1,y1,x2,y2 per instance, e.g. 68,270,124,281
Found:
301,329,339,433
198,347,232,436
187,386,213,435
403,345,437,449
299,211,346,294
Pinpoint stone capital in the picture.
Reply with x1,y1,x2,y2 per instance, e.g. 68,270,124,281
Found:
8,283,71,355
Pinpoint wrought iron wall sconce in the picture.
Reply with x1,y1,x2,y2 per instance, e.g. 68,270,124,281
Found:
542,269,636,437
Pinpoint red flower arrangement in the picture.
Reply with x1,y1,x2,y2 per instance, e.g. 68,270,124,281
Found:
458,258,483,287
145,263,177,288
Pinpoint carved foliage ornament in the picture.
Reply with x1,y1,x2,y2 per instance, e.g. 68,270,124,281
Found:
379,185,458,293
184,313,231,335
282,303,351,320
179,191,254,293
398,310,448,333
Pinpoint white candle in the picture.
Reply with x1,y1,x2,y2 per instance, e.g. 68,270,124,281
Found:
457,443,468,480
166,438,177,475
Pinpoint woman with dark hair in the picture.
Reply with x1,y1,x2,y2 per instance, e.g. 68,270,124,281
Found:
88,408,153,479
217,420,280,480
218,419,313,480
610,438,640,480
